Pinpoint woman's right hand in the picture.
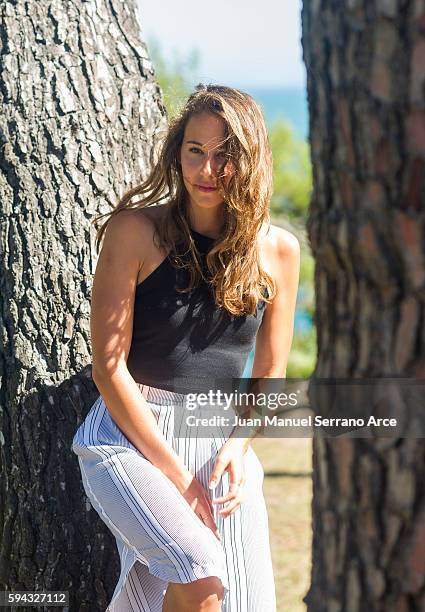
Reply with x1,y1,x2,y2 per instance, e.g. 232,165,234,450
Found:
169,467,221,541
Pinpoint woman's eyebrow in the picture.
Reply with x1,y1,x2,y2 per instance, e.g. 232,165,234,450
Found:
186,140,226,150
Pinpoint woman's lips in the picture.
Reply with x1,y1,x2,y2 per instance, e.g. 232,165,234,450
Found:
196,185,217,192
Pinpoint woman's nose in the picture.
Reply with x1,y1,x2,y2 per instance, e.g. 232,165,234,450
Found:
200,154,217,176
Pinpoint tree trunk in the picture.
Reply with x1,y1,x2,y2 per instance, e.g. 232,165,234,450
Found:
0,0,166,609
302,1,425,610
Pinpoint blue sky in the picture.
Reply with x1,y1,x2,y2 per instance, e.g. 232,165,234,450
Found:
136,0,306,89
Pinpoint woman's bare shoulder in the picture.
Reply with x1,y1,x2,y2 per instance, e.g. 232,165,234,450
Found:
105,203,171,244
258,223,300,287
98,207,164,277
130,202,168,228
259,223,300,256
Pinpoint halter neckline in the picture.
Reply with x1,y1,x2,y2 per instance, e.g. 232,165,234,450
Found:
189,227,216,241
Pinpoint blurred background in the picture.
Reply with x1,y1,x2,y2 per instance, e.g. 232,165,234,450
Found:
137,2,314,609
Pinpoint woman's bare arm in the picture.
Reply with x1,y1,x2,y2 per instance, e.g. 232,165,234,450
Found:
90,209,188,483
227,228,301,445
251,228,301,378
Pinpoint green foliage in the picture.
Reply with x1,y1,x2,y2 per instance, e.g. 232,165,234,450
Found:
299,250,315,320
147,36,199,119
269,119,312,220
287,327,317,379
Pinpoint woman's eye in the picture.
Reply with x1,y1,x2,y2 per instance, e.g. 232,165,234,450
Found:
189,147,203,154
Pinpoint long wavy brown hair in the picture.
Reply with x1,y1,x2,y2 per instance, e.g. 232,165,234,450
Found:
93,83,276,316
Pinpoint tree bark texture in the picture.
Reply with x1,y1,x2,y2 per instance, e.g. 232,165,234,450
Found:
0,0,166,609
302,1,425,610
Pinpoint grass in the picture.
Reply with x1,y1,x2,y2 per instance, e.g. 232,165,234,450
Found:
251,437,312,612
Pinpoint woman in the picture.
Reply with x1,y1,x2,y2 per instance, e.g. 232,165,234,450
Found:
71,84,300,612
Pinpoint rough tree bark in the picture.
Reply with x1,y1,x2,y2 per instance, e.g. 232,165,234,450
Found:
0,0,166,609
302,1,425,610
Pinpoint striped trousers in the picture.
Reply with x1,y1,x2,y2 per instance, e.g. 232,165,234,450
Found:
71,383,276,611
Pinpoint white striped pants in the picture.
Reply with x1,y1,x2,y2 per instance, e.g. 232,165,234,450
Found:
71,383,276,611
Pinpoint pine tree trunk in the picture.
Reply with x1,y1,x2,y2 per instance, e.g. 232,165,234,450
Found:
302,1,425,610
0,0,166,609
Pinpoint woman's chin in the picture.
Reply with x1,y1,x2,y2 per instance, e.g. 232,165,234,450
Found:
190,197,225,209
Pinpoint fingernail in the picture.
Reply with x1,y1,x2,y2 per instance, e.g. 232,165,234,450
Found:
209,480,217,489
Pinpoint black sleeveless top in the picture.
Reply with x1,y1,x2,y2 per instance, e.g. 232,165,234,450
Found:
126,228,267,394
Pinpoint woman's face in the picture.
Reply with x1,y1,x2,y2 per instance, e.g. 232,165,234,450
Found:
180,111,234,212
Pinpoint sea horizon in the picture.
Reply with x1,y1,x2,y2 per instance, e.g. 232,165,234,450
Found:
238,85,309,142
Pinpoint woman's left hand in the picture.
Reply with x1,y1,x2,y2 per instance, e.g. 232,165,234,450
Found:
208,438,250,517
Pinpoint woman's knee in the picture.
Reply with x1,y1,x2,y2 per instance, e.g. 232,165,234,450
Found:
166,576,224,610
